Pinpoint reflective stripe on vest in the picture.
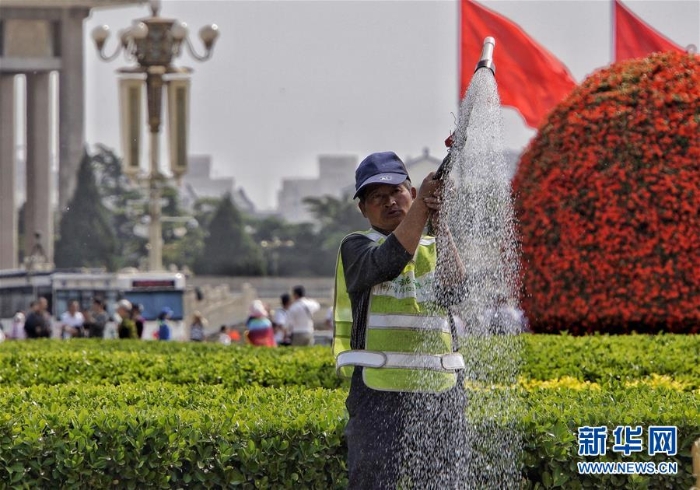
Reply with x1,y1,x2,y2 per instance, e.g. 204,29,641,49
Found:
337,351,465,371
333,229,463,393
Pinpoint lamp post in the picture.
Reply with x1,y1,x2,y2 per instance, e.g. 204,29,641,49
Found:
260,237,295,276
91,0,219,271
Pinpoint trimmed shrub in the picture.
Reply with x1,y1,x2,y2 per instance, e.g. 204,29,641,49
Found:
0,342,343,389
513,51,700,334
0,336,698,487
0,383,697,488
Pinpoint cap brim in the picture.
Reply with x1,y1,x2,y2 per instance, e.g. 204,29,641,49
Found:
354,173,408,198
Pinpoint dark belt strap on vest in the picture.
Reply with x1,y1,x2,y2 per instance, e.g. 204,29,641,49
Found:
448,311,460,353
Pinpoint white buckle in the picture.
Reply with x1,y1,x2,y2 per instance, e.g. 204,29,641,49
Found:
441,353,465,370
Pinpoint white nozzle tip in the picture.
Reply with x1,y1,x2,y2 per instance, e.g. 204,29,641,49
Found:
484,36,495,46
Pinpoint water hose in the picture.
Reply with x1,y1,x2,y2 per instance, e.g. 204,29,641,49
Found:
434,36,496,181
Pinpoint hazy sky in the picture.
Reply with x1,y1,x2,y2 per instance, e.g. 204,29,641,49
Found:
84,0,700,210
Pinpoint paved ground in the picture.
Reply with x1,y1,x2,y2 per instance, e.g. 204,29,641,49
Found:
185,276,335,344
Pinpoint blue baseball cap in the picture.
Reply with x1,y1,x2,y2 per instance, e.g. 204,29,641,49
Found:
354,151,409,199
160,306,173,317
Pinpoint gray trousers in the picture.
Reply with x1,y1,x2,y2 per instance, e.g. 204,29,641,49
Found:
345,368,467,490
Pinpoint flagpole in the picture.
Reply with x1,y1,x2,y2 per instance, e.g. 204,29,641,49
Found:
611,0,616,63
457,0,462,107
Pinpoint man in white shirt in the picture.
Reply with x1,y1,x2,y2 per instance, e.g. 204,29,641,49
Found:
60,300,85,338
286,285,320,346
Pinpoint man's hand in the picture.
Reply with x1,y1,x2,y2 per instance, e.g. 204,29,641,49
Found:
419,172,444,217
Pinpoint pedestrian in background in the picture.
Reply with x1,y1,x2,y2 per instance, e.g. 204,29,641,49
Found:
89,298,109,339
245,300,276,347
272,293,291,346
60,300,85,339
287,285,320,346
189,311,207,342
132,304,145,339
157,307,173,341
10,311,26,340
116,300,138,339
218,325,232,345
25,298,52,338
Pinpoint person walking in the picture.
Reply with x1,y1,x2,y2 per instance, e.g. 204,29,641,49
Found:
244,300,276,347
59,300,85,339
24,298,52,338
89,298,109,339
287,285,320,346
189,311,207,342
132,304,145,339
10,311,26,340
157,307,173,341
116,300,138,339
218,325,232,345
272,293,291,346
332,151,468,489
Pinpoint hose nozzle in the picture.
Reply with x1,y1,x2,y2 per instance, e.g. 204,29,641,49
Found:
474,36,496,74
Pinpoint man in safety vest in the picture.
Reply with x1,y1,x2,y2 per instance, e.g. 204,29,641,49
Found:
333,151,468,489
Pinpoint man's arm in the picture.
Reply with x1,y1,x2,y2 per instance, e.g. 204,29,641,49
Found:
342,233,412,294
430,179,468,304
392,172,441,255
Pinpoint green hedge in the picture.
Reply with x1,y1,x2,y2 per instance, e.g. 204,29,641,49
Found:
0,385,347,489
0,342,343,389
2,334,699,388
0,336,699,488
519,333,700,387
0,383,697,488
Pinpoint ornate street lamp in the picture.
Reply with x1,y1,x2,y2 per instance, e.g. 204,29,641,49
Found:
260,237,295,276
91,0,219,271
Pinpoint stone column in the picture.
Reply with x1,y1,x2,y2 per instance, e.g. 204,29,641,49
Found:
0,75,18,269
25,72,54,265
58,8,89,214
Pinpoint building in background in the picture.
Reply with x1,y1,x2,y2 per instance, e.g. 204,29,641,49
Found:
274,149,521,225
180,155,256,215
403,147,444,183
0,0,142,270
277,154,357,224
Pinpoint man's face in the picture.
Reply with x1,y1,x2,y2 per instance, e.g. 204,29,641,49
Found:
358,183,415,233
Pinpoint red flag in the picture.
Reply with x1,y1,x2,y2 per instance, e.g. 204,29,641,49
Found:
460,0,577,128
614,0,686,61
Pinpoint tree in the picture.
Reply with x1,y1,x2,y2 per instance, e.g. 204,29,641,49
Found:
162,196,217,271
302,193,367,275
194,193,265,276
54,149,117,270
513,52,700,334
91,145,147,268
246,215,319,277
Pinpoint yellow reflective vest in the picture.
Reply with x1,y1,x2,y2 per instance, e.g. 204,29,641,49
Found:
333,230,464,393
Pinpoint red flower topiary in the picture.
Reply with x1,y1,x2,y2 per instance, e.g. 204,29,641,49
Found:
513,51,700,334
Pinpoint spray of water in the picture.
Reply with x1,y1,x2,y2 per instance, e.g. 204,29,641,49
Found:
397,68,523,488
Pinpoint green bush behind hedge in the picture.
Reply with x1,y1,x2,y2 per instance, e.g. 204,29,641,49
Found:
0,341,343,389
